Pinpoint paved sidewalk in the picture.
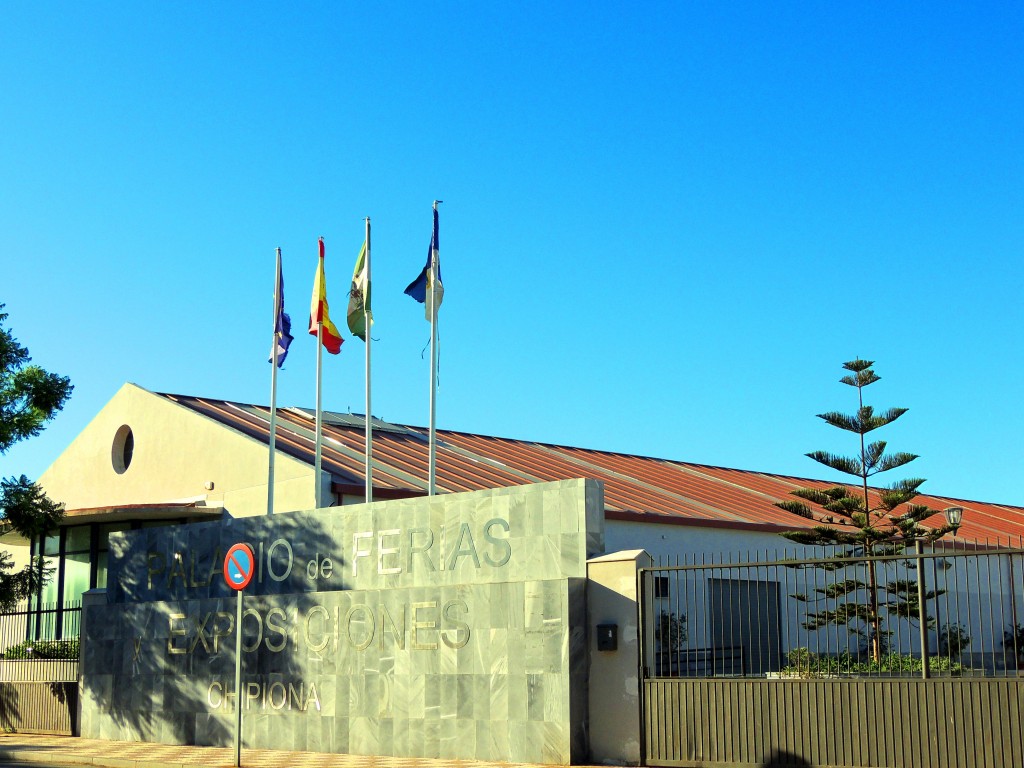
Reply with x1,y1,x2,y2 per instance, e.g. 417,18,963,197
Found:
0,734,608,768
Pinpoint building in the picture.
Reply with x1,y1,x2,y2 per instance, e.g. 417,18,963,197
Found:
4,382,1023,764
8,380,1024,621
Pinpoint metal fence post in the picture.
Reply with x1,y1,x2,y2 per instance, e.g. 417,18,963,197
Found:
916,539,930,679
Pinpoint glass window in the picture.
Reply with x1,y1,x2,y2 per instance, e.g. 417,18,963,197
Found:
99,523,130,552
40,555,60,607
96,551,109,589
112,425,134,474
63,553,91,605
43,533,60,556
141,519,178,529
66,526,91,553
30,609,57,641
654,575,670,599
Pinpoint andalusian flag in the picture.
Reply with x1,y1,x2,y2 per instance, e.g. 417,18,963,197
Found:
404,206,443,320
347,240,372,341
309,237,343,354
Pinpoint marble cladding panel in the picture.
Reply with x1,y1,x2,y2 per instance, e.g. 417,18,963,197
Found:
84,577,582,762
108,479,604,605
85,479,602,764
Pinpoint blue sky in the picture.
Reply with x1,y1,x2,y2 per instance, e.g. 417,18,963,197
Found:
3,2,1022,506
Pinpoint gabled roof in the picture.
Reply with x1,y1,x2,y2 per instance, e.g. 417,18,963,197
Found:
160,392,1024,541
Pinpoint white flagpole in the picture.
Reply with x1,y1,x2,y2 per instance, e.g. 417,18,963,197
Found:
428,200,441,496
314,317,323,508
364,217,373,504
268,248,282,516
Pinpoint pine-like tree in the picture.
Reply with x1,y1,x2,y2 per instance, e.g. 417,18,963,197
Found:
0,304,72,610
776,359,955,661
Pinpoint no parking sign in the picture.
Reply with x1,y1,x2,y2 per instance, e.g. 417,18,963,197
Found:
223,541,255,767
224,543,255,591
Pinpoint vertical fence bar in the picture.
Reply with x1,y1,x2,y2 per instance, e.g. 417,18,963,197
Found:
993,543,1007,676
1010,541,1022,670
985,539,998,674
755,551,764,674
916,539,930,679
975,540,987,674
978,540,995,671
952,537,967,672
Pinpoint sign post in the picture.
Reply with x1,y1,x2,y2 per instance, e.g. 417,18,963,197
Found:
223,543,255,768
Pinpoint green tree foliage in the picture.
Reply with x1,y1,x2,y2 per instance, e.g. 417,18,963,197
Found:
777,359,955,661
656,611,688,651
0,304,72,610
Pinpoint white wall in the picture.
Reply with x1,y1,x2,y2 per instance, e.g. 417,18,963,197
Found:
605,519,1020,671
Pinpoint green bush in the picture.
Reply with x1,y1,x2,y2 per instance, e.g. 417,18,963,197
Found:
938,622,971,657
1,638,79,660
782,647,962,677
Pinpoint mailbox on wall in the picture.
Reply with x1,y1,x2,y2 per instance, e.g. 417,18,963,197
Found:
596,623,618,651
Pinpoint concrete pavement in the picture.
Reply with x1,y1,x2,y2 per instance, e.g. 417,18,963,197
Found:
0,734,613,768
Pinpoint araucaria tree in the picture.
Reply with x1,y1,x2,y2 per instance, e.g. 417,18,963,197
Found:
0,305,72,610
776,359,955,662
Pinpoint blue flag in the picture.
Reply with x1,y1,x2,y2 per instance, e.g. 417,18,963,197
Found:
404,207,443,319
270,250,294,366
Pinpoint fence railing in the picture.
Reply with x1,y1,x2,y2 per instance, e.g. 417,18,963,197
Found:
640,537,1024,680
0,600,81,683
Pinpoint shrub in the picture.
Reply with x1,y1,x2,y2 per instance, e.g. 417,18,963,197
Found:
655,611,688,651
1003,624,1024,665
781,647,962,677
1,638,79,660
937,622,971,657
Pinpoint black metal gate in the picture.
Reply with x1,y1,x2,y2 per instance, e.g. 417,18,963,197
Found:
0,600,80,735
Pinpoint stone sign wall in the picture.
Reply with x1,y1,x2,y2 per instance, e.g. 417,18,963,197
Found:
80,479,605,765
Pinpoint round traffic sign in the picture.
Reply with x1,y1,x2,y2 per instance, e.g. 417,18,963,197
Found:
224,543,256,591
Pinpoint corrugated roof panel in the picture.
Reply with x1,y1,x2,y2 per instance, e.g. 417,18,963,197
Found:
159,392,1024,541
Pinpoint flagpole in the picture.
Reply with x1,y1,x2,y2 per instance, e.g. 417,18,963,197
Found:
364,217,373,504
428,200,441,496
314,317,323,508
268,248,282,516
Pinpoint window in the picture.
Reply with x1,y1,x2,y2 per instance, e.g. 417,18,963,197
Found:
27,517,193,639
97,523,131,590
111,425,134,473
63,525,91,605
654,575,670,599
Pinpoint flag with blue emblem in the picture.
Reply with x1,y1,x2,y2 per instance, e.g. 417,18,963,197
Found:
404,206,443,319
269,249,293,366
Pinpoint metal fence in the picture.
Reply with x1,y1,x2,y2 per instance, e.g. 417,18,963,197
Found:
0,600,81,735
638,538,1024,767
640,538,1024,680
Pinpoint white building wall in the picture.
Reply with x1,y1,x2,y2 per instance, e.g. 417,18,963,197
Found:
605,519,1021,671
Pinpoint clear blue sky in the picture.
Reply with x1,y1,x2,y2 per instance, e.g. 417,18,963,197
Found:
3,2,1022,506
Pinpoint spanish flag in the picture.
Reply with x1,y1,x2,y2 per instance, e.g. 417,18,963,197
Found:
309,237,343,354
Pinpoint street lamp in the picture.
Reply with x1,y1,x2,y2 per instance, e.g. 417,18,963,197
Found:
943,506,964,536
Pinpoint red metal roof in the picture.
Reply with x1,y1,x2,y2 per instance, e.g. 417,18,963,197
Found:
161,393,1024,542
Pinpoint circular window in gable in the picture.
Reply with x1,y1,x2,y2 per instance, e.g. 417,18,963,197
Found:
112,425,134,474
